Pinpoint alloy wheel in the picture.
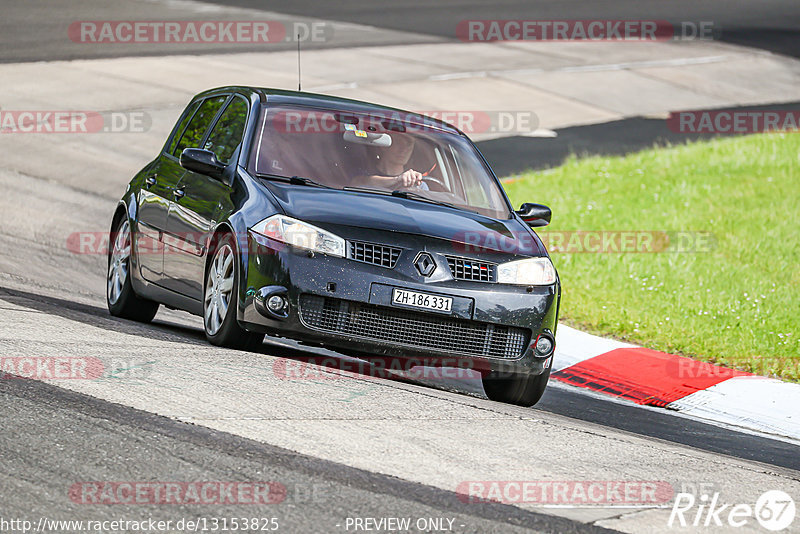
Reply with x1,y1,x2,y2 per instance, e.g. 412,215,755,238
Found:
204,243,234,335
107,220,131,305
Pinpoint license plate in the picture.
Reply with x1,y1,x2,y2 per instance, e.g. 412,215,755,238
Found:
392,288,453,312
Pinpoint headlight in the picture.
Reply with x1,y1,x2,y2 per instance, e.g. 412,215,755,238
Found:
496,257,556,286
250,215,345,257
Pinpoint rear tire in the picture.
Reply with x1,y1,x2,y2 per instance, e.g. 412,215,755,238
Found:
107,217,159,323
482,368,550,407
203,233,264,351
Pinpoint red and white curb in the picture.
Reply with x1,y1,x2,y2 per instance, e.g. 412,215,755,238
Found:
552,325,800,442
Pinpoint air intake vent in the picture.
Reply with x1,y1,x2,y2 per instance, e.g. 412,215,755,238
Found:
348,241,401,268
446,256,496,282
299,295,528,360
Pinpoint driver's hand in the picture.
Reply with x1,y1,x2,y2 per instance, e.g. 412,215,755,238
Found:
396,169,423,188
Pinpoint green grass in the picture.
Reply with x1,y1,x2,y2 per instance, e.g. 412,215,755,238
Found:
502,133,800,380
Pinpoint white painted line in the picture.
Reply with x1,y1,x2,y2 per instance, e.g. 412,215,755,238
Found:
429,71,489,81
552,325,800,441
308,82,359,92
668,376,800,441
522,129,558,138
555,55,730,73
427,56,730,83
548,379,800,446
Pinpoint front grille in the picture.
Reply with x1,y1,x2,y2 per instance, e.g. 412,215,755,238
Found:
299,294,529,360
348,241,401,268
446,256,496,282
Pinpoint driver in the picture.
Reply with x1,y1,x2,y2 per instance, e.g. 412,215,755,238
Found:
359,134,429,190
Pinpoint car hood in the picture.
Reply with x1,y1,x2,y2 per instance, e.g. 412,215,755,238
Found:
262,183,546,256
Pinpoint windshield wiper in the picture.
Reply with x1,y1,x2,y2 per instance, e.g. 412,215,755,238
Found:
390,189,463,211
255,173,335,189
343,186,468,212
342,186,392,195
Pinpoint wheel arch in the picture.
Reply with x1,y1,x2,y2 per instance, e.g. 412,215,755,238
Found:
204,222,237,276
109,201,132,261
203,221,251,324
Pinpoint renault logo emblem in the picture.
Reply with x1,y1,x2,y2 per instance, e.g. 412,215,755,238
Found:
414,252,436,276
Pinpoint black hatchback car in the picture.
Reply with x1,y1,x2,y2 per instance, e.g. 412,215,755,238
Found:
108,86,560,406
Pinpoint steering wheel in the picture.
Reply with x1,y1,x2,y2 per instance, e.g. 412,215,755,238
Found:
422,175,446,189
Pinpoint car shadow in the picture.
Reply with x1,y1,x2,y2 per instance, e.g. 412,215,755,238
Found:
0,285,209,346
5,287,799,471
0,284,484,397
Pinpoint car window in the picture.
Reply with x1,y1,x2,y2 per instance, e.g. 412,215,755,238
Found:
172,95,227,158
166,100,201,156
251,105,511,219
204,96,248,165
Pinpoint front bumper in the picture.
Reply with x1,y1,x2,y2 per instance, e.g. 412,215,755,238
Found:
239,231,560,376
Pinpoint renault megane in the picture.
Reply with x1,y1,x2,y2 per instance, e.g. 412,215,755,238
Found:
107,86,560,406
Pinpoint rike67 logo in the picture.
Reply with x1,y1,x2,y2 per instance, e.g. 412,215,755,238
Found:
669,490,796,531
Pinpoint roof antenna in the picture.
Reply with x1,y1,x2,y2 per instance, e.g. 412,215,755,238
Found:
296,33,302,91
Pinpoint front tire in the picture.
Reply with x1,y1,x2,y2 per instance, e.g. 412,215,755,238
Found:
482,368,550,407
107,218,159,322
203,233,264,351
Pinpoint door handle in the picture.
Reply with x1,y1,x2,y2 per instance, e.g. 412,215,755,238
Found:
173,188,185,200
145,175,157,188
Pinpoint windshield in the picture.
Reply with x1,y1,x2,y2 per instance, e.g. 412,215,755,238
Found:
249,104,511,219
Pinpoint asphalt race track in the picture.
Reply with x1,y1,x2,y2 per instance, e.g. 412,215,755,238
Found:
1,1,799,533
205,0,800,58
1,375,603,534
3,0,799,61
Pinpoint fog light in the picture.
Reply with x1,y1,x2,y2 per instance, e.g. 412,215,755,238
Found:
534,335,554,356
254,286,290,320
267,295,286,312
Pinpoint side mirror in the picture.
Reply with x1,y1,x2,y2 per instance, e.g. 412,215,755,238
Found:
180,148,225,179
516,203,551,227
